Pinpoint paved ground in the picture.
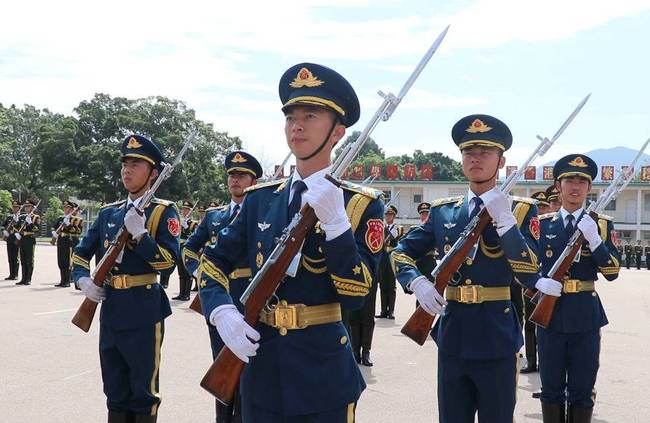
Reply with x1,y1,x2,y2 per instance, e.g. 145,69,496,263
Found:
1,244,649,422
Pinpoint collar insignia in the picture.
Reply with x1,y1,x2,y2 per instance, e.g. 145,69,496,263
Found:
290,67,324,88
545,234,557,239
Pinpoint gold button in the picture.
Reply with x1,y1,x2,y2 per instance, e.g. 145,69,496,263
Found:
445,236,449,241
113,267,119,272
146,284,152,289
465,259,473,265
279,327,288,336
318,247,323,253
464,279,472,285
340,336,347,345
504,307,510,313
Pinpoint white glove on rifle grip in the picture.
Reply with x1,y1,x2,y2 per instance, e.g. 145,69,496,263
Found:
577,215,602,251
209,304,260,363
79,276,106,302
303,177,350,240
409,276,447,316
124,207,148,239
535,277,563,297
482,190,516,236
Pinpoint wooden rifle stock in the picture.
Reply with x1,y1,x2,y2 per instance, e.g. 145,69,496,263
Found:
401,211,493,345
71,228,131,332
200,205,319,404
189,294,202,314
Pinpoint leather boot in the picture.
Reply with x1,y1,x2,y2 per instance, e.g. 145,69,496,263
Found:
541,402,565,423
107,410,132,423
216,400,233,423
361,349,373,367
133,413,157,423
566,405,593,423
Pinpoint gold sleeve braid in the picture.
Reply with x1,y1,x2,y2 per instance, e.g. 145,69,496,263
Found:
72,253,90,270
146,204,176,271
597,217,620,276
507,202,540,273
198,255,230,291
331,262,372,297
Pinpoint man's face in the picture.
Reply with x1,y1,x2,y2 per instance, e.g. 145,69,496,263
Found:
24,205,33,213
63,205,72,214
284,106,344,159
461,146,505,182
121,158,156,193
181,207,191,218
228,171,256,198
12,205,19,213
557,176,590,208
419,212,429,223
537,204,551,215
385,212,395,224
549,198,562,212
199,211,206,219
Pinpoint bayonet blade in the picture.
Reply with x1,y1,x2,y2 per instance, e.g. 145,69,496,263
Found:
550,93,591,142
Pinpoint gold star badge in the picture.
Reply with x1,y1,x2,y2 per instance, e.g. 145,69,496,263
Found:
200,279,207,288
352,265,361,275
521,251,528,257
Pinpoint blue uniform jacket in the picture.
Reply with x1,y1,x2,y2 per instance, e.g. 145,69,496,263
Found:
539,211,619,333
198,178,384,416
392,196,541,360
72,198,179,331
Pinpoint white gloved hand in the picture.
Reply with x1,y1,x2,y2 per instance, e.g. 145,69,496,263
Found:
482,189,516,236
14,233,21,241
51,231,59,239
577,215,602,251
303,177,350,240
63,216,71,226
182,219,189,229
409,276,447,316
26,216,32,224
209,304,260,363
535,277,563,297
3,230,9,238
124,207,148,239
389,225,399,239
79,276,106,302
13,214,19,222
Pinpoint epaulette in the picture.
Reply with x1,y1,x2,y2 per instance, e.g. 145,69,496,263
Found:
244,179,285,194
539,212,555,220
597,213,613,221
151,198,174,207
430,196,463,208
512,196,537,205
101,200,126,209
339,180,382,200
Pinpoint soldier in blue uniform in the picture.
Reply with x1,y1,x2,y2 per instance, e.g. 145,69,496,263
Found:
546,185,562,212
376,204,402,319
198,62,384,422
183,150,262,423
15,199,41,285
392,114,549,422
2,200,22,280
53,200,82,288
71,134,180,423
536,154,620,423
170,200,198,301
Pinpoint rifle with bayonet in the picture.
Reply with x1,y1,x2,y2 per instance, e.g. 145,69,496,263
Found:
199,25,451,405
14,200,42,245
3,204,25,240
71,133,196,332
50,206,82,245
400,94,591,345
529,137,650,328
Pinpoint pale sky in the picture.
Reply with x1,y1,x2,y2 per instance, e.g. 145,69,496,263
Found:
2,0,650,173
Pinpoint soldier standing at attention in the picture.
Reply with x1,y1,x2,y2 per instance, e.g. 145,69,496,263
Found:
2,200,22,280
376,204,401,319
52,200,79,287
645,241,650,270
392,114,543,422
624,242,632,269
198,62,384,422
183,151,262,423
536,154,620,422
171,200,198,301
15,199,41,286
71,135,180,423
634,239,643,269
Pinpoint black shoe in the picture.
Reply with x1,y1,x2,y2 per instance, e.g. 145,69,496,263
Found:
567,404,593,423
361,350,373,367
5,276,16,280
520,363,538,374
54,282,70,287
172,294,183,300
387,314,395,320
541,402,565,423
16,280,27,285
532,391,542,399
375,313,387,318
191,285,198,292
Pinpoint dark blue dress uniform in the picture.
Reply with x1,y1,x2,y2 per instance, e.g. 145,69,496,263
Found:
71,135,180,420
537,154,620,421
16,199,41,285
54,200,82,287
392,115,542,423
2,200,22,280
198,63,383,422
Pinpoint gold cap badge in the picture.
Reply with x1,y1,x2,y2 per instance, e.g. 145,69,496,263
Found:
466,119,492,133
232,153,247,163
290,67,324,88
126,137,143,149
568,156,589,168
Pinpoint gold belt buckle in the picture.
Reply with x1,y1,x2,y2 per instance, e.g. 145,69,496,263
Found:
563,280,579,293
274,301,306,335
458,285,482,304
112,275,128,289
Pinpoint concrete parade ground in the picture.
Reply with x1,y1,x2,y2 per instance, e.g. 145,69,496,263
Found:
1,244,648,422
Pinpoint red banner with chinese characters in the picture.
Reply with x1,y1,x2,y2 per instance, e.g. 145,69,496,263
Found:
386,163,399,180
641,166,650,182
601,165,614,181
403,164,416,180
543,166,554,180
351,164,364,180
369,164,382,179
420,164,433,180
524,166,536,180
506,166,517,177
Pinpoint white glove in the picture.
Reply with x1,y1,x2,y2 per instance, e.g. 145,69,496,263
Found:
12,214,19,222
51,231,59,239
577,215,602,251
14,233,21,241
3,230,8,238
79,276,106,302
63,216,71,226
535,277,563,297
482,189,516,236
303,177,350,240
209,305,260,363
389,225,399,238
409,276,447,316
182,219,189,229
26,216,32,224
124,207,148,239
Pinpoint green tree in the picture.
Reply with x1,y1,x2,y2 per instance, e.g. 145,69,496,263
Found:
0,189,12,216
333,131,384,163
44,197,63,231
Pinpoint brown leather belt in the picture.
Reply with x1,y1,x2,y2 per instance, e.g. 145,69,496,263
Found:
445,285,511,304
259,301,342,336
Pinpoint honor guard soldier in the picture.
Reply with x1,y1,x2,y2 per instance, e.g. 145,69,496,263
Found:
15,199,41,285
392,114,542,422
53,200,82,287
645,241,650,270
71,135,180,423
634,240,643,269
624,242,632,269
532,191,551,215
3,200,22,280
198,63,384,422
376,204,402,319
171,201,198,301
546,185,561,212
536,154,620,422
413,202,437,282
183,151,262,423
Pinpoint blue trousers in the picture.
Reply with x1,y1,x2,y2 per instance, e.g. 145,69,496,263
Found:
99,321,164,416
537,328,600,408
438,352,517,423
242,401,355,423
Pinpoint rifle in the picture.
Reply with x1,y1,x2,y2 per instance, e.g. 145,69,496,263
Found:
3,204,25,240
529,136,650,328
271,151,292,181
71,133,196,332
400,94,591,345
14,200,41,245
199,25,451,405
50,206,82,245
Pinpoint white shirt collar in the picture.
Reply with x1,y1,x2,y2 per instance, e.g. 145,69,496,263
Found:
467,187,497,216
559,207,583,223
288,165,332,204
127,195,143,209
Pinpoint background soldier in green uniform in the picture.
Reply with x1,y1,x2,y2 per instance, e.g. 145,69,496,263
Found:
624,242,632,269
53,200,80,287
634,240,643,269
15,199,40,286
172,200,198,301
376,205,402,319
3,200,22,280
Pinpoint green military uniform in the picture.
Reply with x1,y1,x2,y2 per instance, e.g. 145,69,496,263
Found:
634,243,643,269
376,204,403,319
16,199,40,285
54,201,83,287
2,200,22,280
172,200,198,301
624,244,632,269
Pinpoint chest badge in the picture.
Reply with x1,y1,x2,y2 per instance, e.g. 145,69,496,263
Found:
546,250,553,258
104,239,110,249
443,222,456,229
545,234,557,239
107,223,116,228
256,252,264,268
258,222,271,232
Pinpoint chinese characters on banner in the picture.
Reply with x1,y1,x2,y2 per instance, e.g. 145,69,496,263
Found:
420,164,433,180
543,166,554,181
506,166,518,177
403,164,416,180
386,164,399,180
641,166,650,182
351,164,364,180
524,166,536,180
601,166,614,181
369,164,382,179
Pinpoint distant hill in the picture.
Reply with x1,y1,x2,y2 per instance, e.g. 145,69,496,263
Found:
541,147,650,181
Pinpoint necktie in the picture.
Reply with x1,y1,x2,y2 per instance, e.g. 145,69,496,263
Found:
469,197,483,220
288,180,308,219
229,204,240,224
565,214,575,238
